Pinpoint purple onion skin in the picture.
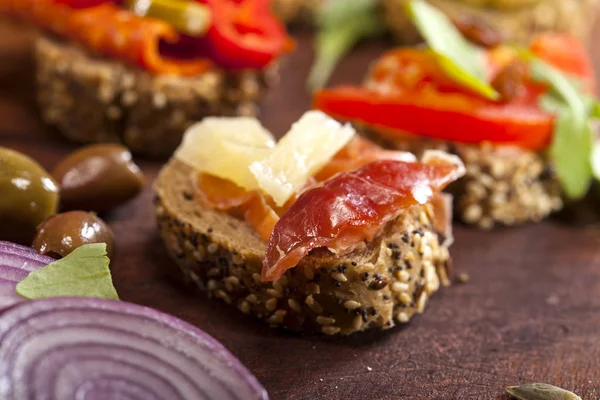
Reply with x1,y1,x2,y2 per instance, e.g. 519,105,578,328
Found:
0,297,269,400
0,241,53,312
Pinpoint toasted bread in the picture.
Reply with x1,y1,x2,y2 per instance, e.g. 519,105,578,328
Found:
35,37,278,158
154,158,453,335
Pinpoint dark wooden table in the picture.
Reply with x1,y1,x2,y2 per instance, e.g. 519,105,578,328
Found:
2,20,600,400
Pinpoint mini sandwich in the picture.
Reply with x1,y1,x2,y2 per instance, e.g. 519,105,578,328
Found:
315,1,599,228
0,0,290,157
154,111,464,335
382,0,599,44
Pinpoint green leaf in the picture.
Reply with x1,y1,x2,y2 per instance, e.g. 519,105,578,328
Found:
16,243,119,300
530,56,593,200
308,0,383,90
405,0,499,100
587,98,600,118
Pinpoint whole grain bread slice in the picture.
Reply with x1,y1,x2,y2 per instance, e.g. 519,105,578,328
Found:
154,158,453,335
35,37,278,158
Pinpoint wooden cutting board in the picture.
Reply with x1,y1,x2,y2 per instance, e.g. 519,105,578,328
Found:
1,21,600,400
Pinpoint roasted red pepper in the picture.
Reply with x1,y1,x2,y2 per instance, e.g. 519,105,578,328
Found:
314,86,553,150
529,34,596,94
314,34,594,150
201,0,288,69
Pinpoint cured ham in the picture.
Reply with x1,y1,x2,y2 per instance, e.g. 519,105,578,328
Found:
196,137,418,243
261,157,464,281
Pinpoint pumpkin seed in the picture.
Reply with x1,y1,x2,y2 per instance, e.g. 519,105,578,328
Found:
505,383,581,400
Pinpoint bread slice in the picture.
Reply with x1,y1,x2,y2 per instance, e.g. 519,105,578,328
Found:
35,37,278,158
154,158,453,335
362,129,562,229
382,0,599,44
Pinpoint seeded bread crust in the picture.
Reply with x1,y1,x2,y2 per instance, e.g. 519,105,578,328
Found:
154,159,452,335
35,37,278,158
271,0,322,24
382,0,599,44
362,130,562,229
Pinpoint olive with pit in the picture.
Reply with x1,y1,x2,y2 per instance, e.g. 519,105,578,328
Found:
52,144,145,213
0,147,59,244
32,211,115,259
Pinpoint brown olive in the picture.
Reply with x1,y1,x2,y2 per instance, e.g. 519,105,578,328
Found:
453,15,503,48
52,144,145,213
491,59,528,102
32,211,115,259
0,147,59,244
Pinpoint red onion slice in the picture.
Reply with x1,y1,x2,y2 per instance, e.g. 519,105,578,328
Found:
0,297,269,400
0,241,54,310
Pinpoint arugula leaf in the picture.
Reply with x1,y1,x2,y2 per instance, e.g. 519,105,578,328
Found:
16,243,119,300
529,56,594,200
591,138,600,182
405,0,499,100
308,0,383,90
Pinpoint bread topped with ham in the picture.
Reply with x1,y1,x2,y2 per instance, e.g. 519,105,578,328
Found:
154,111,464,335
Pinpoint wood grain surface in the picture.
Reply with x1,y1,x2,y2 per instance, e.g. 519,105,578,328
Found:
1,20,600,400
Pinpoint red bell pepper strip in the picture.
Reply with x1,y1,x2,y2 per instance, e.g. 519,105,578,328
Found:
262,158,464,282
201,0,288,69
529,34,596,94
314,86,554,150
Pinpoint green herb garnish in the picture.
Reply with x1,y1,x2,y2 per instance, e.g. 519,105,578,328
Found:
307,0,383,90
528,55,596,200
405,0,499,100
16,243,119,300
506,383,581,400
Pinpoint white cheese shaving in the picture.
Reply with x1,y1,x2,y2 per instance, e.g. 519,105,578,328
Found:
250,111,355,206
174,117,275,191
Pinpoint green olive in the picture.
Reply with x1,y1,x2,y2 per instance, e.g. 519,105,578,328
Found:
52,144,145,214
0,147,59,244
32,211,115,259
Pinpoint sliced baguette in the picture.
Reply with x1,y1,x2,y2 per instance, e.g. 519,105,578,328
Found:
35,37,278,158
154,158,453,335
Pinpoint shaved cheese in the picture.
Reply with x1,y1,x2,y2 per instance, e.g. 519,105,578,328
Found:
250,111,355,206
175,117,275,191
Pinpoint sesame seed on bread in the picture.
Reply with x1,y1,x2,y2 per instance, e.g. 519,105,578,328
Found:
35,36,278,158
153,158,454,335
